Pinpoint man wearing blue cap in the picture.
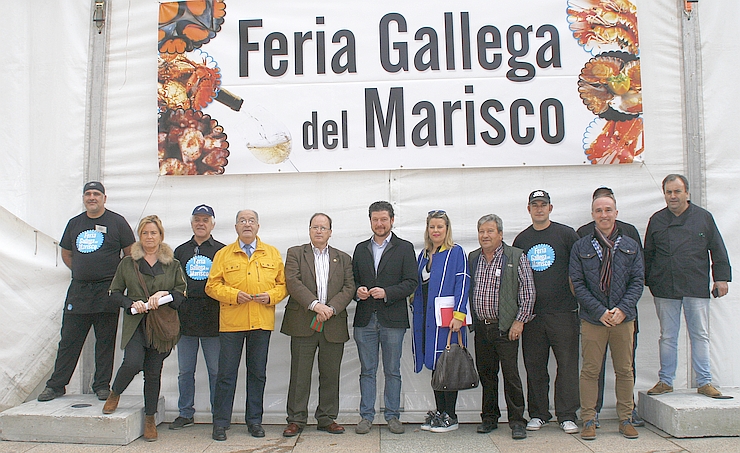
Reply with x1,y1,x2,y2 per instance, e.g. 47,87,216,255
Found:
171,205,226,429
38,182,136,402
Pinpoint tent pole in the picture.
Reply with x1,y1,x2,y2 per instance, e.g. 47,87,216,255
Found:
680,1,706,209
84,0,111,183
80,0,112,395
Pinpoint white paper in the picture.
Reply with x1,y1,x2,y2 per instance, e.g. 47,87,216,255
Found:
130,293,173,314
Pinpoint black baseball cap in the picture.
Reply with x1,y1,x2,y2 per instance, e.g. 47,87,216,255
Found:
528,190,550,203
83,181,105,194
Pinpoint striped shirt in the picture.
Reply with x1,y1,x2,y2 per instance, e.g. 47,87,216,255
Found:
472,244,536,323
307,244,330,310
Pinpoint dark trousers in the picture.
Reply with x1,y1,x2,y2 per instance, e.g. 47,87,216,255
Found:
596,315,639,413
46,311,119,393
286,332,344,428
212,329,271,427
111,327,170,415
474,322,526,429
433,387,459,418
521,311,580,423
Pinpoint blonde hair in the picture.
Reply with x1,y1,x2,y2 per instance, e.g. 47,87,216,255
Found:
424,210,454,253
137,215,165,240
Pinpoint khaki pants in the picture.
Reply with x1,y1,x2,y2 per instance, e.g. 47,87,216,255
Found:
580,320,634,421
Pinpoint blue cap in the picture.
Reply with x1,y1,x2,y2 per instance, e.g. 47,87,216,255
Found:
192,204,215,217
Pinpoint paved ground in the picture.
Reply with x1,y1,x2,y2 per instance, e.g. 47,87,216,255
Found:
1,419,739,452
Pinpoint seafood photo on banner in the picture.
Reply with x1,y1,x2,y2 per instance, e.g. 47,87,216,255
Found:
567,0,642,164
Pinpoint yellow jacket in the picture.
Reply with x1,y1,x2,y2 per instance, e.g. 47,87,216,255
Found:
206,237,287,332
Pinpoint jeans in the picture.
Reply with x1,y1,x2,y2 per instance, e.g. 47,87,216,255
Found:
521,312,580,423
176,335,220,419
211,330,271,427
580,320,634,422
474,321,526,428
46,312,118,393
654,297,711,386
354,313,406,421
111,327,171,415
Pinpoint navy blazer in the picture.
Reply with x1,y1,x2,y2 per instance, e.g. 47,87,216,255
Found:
352,232,417,329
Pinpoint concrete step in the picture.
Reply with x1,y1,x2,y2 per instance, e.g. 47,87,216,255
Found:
0,394,164,445
637,387,740,438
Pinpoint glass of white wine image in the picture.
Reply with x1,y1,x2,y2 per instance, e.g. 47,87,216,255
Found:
215,89,297,171
245,105,292,164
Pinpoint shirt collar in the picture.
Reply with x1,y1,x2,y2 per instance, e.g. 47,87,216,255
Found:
372,233,392,247
312,243,329,255
239,238,257,251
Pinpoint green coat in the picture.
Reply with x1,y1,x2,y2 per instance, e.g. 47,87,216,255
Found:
109,242,187,349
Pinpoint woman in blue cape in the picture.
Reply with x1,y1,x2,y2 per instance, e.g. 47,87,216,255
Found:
412,210,469,433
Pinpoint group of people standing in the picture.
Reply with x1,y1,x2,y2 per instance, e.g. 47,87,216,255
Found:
37,173,730,443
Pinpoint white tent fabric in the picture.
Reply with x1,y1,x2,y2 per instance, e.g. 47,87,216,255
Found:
0,0,738,421
0,206,70,411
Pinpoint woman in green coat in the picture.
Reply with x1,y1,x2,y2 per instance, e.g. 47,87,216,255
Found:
102,215,187,442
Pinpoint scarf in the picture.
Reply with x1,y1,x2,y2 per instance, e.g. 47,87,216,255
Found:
592,225,620,295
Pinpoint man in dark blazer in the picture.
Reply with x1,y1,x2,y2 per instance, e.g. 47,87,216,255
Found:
352,201,417,435
281,213,355,437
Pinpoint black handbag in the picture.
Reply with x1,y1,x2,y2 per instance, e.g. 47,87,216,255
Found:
431,330,479,391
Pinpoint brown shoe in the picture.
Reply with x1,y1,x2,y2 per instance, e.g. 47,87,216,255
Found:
647,381,673,395
102,391,120,414
697,383,722,398
580,419,596,440
283,423,303,437
144,415,158,442
619,420,639,439
318,422,345,434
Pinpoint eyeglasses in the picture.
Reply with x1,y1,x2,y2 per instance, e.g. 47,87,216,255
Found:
428,210,446,215
236,218,257,225
310,226,330,232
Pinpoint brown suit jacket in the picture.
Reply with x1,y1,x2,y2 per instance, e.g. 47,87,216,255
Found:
281,243,355,343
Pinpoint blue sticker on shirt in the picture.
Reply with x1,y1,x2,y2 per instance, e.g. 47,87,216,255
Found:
186,255,213,280
527,243,555,272
76,230,104,253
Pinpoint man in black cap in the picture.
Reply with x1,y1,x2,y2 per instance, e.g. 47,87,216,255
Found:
171,205,226,429
513,190,580,435
38,182,136,401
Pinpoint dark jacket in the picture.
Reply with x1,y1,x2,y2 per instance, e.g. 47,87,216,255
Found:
644,202,731,299
352,232,417,329
569,233,644,325
174,235,226,337
281,243,355,343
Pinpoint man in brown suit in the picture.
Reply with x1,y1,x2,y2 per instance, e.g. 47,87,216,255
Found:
281,213,355,436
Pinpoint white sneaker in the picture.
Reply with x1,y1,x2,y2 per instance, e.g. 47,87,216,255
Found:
526,418,547,431
560,420,579,434
420,411,439,431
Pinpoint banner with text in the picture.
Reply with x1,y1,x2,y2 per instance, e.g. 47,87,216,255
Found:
157,0,642,175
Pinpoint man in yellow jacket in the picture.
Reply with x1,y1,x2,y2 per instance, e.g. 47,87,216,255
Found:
206,209,287,441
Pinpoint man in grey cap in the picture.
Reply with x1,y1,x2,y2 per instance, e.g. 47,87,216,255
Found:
171,205,226,429
39,182,136,401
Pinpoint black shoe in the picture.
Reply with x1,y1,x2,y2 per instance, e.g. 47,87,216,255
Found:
212,426,227,441
169,416,194,430
477,420,498,433
37,387,64,402
248,423,265,438
511,425,527,440
95,389,111,401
